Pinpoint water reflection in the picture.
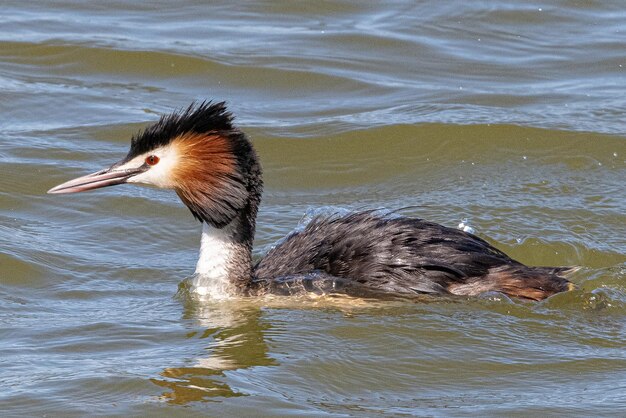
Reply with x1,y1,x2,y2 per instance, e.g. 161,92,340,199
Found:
152,288,277,404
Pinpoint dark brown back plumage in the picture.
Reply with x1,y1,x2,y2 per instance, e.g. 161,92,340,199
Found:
254,211,573,300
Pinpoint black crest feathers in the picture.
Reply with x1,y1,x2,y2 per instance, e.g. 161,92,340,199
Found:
126,101,236,160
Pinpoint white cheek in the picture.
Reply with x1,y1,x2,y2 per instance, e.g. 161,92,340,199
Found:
124,145,179,188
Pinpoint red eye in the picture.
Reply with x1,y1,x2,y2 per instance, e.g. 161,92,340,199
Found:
146,155,160,166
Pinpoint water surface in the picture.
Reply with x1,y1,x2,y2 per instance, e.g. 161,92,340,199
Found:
1,1,625,416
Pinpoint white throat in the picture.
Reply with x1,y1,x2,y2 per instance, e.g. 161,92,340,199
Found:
192,223,238,299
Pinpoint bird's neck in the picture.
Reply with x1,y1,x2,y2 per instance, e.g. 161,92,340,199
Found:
192,212,256,298
189,147,262,299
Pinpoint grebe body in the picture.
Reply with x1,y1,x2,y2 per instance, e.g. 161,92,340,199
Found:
49,102,574,301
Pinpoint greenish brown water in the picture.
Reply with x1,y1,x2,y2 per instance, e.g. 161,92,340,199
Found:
1,1,625,416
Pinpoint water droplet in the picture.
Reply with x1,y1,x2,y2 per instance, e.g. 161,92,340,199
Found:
458,219,475,234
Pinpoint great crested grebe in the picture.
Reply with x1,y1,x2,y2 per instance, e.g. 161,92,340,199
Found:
49,101,576,301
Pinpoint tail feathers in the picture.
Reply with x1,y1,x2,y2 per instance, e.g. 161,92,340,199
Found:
448,265,576,301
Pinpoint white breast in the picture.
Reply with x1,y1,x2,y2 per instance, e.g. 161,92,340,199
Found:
192,223,237,299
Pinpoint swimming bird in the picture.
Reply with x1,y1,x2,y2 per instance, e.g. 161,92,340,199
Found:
48,101,575,300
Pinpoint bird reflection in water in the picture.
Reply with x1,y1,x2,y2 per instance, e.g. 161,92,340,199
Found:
151,282,277,404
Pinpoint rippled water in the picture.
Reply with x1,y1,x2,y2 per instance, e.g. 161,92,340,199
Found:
1,1,625,416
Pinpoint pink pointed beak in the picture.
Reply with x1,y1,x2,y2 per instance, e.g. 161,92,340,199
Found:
47,164,146,194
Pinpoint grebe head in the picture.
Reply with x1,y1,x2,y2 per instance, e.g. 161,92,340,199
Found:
48,101,263,229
